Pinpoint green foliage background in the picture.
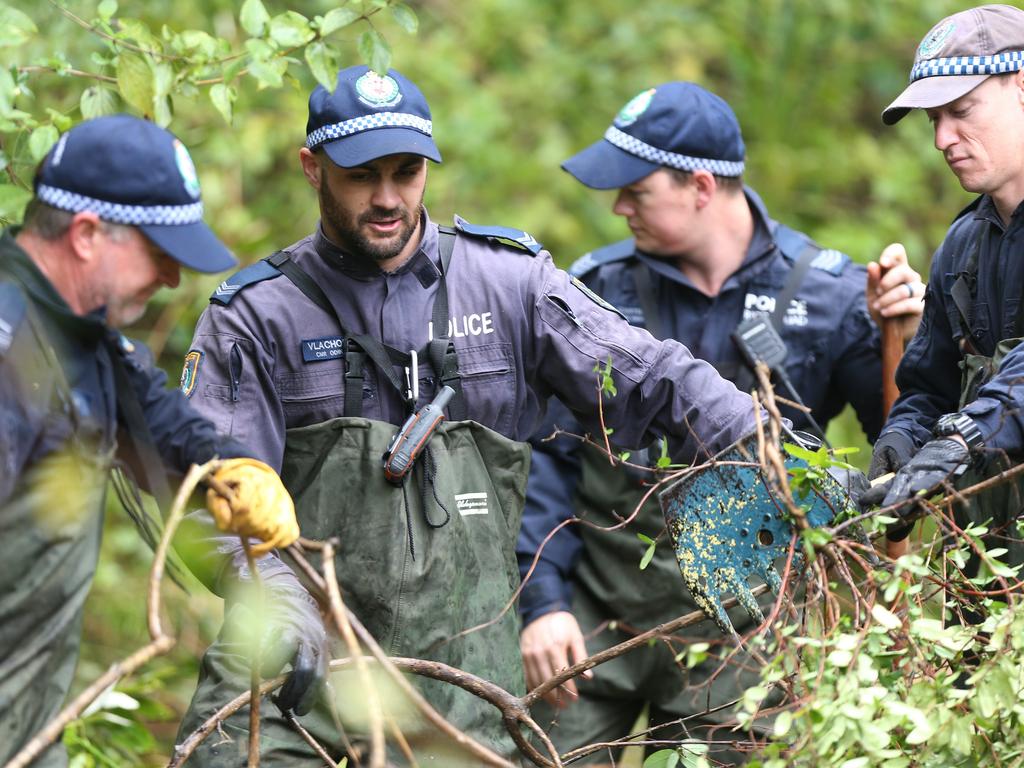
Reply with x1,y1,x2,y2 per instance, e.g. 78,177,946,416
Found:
2,0,981,762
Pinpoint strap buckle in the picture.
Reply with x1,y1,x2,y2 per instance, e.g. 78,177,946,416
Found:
404,348,419,406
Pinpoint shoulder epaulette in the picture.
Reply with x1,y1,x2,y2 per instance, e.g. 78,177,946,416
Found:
454,218,543,255
773,223,850,277
0,282,27,359
210,259,283,305
568,238,636,278
952,195,984,225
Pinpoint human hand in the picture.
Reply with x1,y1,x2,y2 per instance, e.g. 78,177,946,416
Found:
206,458,300,555
860,437,969,541
866,243,925,344
259,586,330,715
520,611,592,709
867,431,915,480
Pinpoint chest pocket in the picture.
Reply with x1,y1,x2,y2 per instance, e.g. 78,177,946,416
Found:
276,365,362,428
457,342,516,435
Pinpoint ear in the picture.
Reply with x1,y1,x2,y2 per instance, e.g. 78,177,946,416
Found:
66,211,103,263
299,147,322,190
1015,68,1024,105
691,169,717,209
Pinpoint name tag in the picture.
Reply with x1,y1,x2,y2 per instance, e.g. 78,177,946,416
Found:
301,336,345,362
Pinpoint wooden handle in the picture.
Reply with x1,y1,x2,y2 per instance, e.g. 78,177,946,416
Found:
877,257,907,561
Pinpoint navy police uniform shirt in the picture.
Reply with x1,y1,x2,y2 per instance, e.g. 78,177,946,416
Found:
517,187,884,624
183,210,758,475
885,194,1024,454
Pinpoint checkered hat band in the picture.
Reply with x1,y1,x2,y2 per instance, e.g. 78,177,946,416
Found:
604,127,745,177
910,50,1024,82
306,113,433,149
37,184,204,226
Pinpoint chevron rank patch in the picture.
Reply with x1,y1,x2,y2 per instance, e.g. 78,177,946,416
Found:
180,350,203,398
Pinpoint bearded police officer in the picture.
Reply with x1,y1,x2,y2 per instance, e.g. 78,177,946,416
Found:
0,115,299,768
863,6,1024,567
516,82,925,765
173,66,762,765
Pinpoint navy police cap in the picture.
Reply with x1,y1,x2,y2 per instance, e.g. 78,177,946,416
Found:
306,65,442,168
562,82,746,189
34,114,235,274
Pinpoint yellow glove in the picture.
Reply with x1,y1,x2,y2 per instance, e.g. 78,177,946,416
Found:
206,458,300,555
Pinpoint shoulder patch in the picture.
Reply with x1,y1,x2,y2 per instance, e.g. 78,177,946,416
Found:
570,276,627,321
180,350,202,398
210,259,283,305
773,223,849,276
0,282,27,359
454,218,543,255
569,238,636,278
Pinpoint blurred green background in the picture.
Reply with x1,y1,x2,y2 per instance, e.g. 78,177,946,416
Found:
4,0,976,762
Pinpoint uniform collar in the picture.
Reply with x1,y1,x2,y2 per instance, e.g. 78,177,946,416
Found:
313,209,441,285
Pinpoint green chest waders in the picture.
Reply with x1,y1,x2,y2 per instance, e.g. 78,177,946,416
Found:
180,232,531,766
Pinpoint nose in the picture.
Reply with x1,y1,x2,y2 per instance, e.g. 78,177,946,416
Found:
612,190,634,217
932,114,958,153
370,179,402,211
160,255,181,289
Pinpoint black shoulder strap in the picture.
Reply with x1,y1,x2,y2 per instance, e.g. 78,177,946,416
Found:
629,261,665,340
770,241,818,333
267,251,409,415
950,235,982,344
428,228,466,420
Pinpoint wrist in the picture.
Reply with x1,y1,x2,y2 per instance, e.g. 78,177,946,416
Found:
933,412,984,454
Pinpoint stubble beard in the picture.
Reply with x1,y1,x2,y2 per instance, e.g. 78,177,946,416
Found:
320,183,423,265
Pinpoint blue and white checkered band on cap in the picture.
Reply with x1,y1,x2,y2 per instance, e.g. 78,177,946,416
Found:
36,184,205,226
603,126,745,178
305,112,433,150
910,50,1024,82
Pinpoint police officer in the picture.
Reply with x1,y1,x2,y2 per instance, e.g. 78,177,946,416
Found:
174,66,762,765
864,6,1024,571
0,115,299,768
516,82,925,766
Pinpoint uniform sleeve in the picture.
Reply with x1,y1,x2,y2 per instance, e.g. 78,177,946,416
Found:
961,344,1024,454
182,302,286,471
115,340,251,489
516,398,584,626
828,282,884,442
528,258,757,462
0,356,37,506
882,249,962,448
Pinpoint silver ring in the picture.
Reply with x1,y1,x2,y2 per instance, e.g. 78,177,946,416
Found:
904,282,915,299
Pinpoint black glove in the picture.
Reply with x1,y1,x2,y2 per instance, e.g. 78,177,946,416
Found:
867,431,915,480
860,438,970,542
260,588,329,715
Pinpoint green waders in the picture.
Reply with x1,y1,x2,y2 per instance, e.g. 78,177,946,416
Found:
179,416,530,766
534,444,767,767
955,338,1024,577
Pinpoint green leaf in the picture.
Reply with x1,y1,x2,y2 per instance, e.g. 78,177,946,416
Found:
209,83,235,124
773,710,793,738
115,53,154,115
269,11,314,48
80,86,119,120
318,7,360,36
639,537,656,571
870,603,902,631
304,42,335,91
0,183,32,223
0,4,38,48
239,0,270,37
389,3,419,34
643,750,680,768
247,58,286,89
358,28,391,75
97,0,117,21
28,124,58,162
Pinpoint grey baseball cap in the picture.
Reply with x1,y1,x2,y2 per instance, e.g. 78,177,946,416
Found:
883,4,1024,125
